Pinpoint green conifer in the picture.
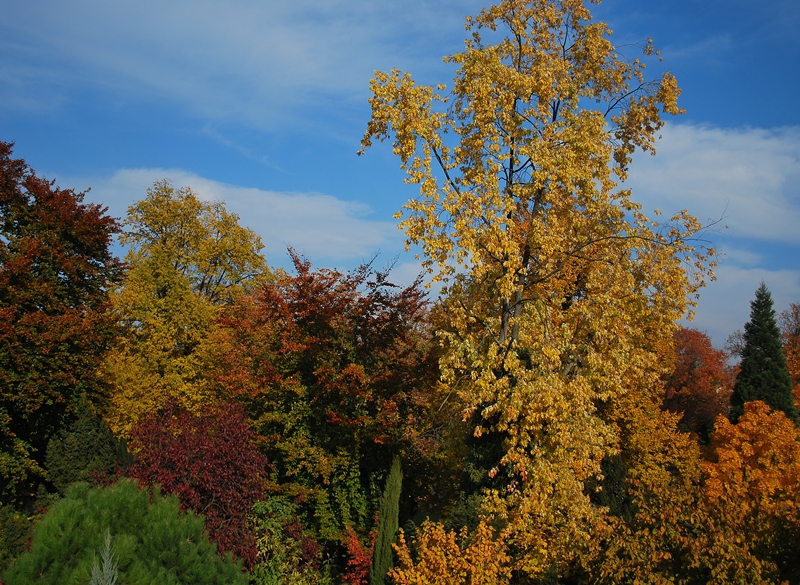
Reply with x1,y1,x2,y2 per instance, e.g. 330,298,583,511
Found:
3,479,246,585
371,457,402,585
45,399,130,494
730,283,798,423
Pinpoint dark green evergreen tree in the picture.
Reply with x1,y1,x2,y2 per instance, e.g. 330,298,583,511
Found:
371,457,401,585
730,283,798,423
45,399,131,494
3,479,246,585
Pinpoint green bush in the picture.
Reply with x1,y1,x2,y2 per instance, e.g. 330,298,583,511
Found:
0,504,33,572
3,478,246,585
248,497,332,585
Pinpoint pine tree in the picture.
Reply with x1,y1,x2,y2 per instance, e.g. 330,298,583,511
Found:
730,283,798,423
371,457,401,585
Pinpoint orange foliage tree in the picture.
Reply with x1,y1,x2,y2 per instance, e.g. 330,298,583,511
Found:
700,401,800,583
663,327,734,441
389,520,511,585
780,303,800,411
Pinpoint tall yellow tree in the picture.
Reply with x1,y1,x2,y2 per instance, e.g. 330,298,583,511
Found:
105,180,271,436
361,0,713,578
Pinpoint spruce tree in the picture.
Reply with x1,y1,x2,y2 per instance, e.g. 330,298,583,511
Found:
371,457,401,585
730,283,798,423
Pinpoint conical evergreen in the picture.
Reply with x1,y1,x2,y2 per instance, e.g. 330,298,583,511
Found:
370,457,401,585
730,283,798,423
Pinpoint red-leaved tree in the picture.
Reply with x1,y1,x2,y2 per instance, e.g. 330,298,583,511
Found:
211,251,441,544
663,327,735,441
0,141,124,505
128,400,268,568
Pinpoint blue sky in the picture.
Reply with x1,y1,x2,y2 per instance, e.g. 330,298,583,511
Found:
2,0,799,346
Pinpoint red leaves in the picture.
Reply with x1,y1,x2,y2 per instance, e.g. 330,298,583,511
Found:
342,525,374,585
0,142,124,503
129,400,268,569
663,327,735,440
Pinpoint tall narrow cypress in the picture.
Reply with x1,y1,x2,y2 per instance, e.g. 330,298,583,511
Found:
371,457,402,585
731,283,798,423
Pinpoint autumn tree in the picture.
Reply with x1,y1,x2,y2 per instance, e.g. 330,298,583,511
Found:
731,283,797,423
779,303,800,411
663,327,734,441
211,253,440,548
105,180,271,435
360,0,711,578
389,520,511,585
128,400,268,569
0,142,124,505
699,401,800,583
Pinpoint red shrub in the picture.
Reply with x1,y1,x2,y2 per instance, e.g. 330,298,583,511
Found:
129,401,268,568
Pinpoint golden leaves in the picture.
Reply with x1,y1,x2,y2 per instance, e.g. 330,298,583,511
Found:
390,521,511,585
361,0,713,580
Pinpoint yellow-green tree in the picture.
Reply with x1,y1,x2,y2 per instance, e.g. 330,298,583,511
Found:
105,180,271,435
361,0,713,578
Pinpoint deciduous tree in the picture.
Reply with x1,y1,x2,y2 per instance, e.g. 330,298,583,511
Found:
360,0,712,577
731,283,797,423
663,327,734,441
211,253,440,546
700,401,800,583
389,520,511,585
0,142,124,505
779,302,800,411
128,401,268,569
105,180,271,436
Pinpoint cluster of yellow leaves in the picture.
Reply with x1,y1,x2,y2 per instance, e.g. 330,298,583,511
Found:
599,401,800,584
390,520,511,585
104,180,271,436
361,0,714,578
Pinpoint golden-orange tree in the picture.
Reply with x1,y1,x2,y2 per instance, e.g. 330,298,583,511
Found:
780,303,800,411
105,180,271,436
698,401,800,584
361,0,712,578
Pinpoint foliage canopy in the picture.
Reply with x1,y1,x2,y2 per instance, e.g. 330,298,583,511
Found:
361,0,713,576
0,141,124,504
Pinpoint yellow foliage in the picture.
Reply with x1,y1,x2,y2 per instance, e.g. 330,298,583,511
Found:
361,0,713,578
390,520,511,585
105,180,272,436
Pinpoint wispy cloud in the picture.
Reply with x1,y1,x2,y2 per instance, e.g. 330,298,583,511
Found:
626,124,800,243
67,168,402,266
688,263,800,345
623,123,800,343
0,0,482,128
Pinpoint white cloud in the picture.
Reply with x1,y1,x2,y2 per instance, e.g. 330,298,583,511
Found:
625,124,800,243
0,0,483,127
68,168,402,266
623,123,800,343
688,262,800,347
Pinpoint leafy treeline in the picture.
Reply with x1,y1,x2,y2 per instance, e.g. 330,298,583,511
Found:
2,0,800,583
